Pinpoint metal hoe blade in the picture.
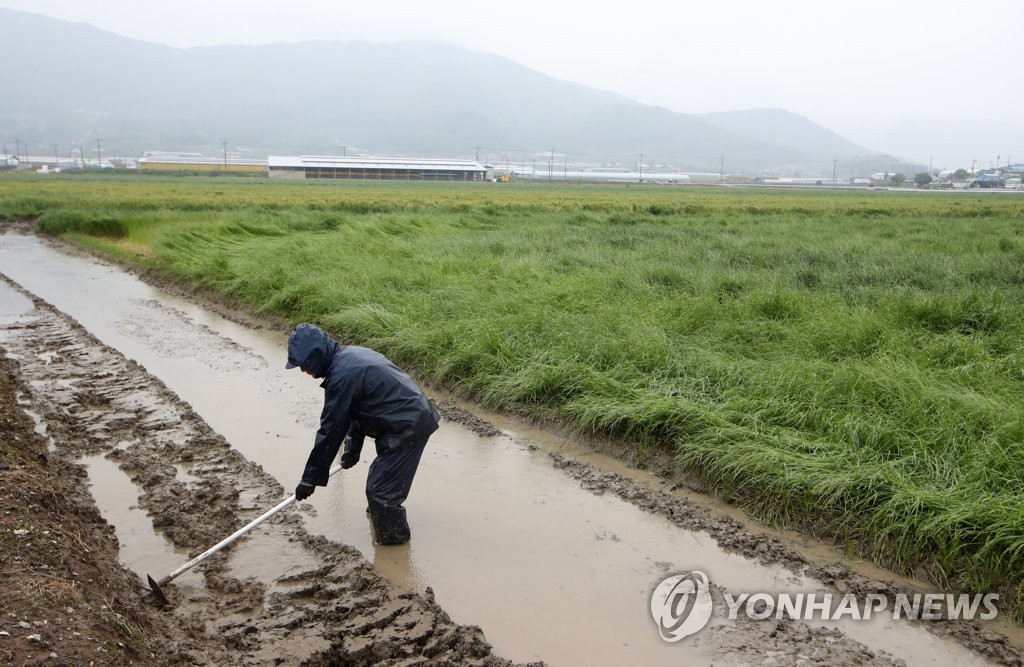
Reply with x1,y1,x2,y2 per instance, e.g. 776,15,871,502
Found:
146,463,343,604
147,574,170,605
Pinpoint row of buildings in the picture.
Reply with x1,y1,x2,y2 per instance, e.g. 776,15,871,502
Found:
136,155,695,183
4,153,700,183
4,152,701,184
6,152,1022,188
2,153,492,181
971,164,1024,189
142,155,491,181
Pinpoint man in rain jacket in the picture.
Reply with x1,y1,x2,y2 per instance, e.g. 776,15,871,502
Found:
285,322,439,545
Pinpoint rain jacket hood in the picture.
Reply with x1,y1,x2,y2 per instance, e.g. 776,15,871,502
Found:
286,323,339,378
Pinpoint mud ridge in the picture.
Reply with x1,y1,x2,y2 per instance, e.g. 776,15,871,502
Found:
435,399,503,437
0,354,166,665
0,273,536,666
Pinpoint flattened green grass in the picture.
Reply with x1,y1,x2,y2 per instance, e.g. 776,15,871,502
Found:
4,174,1024,619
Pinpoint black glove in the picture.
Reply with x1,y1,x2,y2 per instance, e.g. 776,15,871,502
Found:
340,451,360,469
295,482,315,501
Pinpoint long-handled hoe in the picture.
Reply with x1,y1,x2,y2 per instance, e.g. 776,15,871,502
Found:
147,463,343,604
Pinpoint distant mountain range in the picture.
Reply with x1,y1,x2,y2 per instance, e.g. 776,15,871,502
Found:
0,8,918,176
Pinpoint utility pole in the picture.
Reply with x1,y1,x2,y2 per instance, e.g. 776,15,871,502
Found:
971,158,977,175
832,159,838,185
639,152,644,182
563,154,567,180
475,145,480,162
223,140,228,173
721,155,726,182
96,139,102,168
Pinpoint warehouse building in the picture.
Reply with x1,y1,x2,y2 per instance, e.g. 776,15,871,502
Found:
138,155,266,174
268,155,488,181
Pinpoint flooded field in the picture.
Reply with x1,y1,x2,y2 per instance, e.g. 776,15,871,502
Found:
1,232,1021,666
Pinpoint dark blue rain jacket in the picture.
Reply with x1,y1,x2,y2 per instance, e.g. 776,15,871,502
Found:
287,323,439,486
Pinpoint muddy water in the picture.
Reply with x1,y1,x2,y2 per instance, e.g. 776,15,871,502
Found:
0,233,1010,666
79,452,199,584
0,278,32,326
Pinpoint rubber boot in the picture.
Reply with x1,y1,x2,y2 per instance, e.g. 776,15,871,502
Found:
368,503,411,545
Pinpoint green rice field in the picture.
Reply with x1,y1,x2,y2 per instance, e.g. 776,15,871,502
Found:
3,173,1024,619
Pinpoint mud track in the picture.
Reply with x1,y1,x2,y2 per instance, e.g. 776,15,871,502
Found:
0,277,532,666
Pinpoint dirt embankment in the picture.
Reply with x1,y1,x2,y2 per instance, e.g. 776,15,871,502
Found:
0,277,537,666
0,354,163,665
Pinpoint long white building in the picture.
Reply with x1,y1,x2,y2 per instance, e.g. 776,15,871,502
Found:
268,155,488,181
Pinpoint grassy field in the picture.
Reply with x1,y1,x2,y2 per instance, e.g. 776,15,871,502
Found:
3,173,1024,619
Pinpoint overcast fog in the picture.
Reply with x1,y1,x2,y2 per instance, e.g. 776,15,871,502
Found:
1,0,1020,169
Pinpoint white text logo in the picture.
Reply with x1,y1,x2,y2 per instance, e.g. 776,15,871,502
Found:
723,592,999,621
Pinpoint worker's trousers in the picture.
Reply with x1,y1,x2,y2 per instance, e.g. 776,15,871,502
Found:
366,429,429,545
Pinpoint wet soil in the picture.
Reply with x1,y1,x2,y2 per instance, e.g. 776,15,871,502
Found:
0,355,164,665
0,278,533,666
434,401,503,438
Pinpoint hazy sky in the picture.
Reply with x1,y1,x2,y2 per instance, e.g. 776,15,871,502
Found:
2,0,1021,166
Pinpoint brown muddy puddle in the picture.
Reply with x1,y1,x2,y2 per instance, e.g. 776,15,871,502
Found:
0,233,1017,666
79,452,200,583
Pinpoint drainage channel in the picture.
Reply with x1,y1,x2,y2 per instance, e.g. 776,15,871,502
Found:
0,232,1014,666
